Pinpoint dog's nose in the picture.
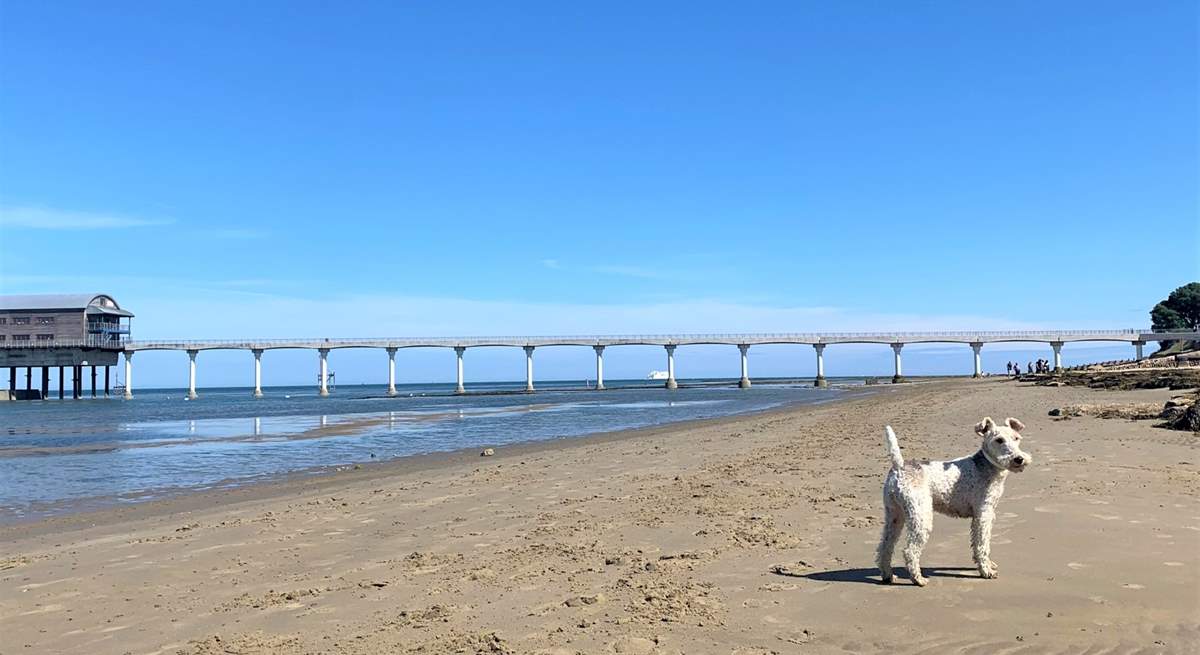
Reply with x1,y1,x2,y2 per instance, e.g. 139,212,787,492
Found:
1012,456,1025,467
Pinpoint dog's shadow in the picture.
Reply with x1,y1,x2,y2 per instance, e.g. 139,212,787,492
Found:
773,565,978,585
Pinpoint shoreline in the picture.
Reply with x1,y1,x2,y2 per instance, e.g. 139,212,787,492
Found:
3,378,1194,654
0,383,889,538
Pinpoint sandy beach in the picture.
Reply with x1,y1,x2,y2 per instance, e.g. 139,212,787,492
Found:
1,379,1197,654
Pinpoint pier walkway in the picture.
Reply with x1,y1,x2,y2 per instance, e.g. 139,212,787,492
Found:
105,329,1190,400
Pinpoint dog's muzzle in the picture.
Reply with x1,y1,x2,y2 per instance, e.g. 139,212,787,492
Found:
1010,455,1029,471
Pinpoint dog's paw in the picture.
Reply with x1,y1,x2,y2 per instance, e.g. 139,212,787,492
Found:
880,572,894,584
978,563,998,579
911,574,928,587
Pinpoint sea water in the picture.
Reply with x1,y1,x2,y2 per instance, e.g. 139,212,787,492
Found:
0,378,861,520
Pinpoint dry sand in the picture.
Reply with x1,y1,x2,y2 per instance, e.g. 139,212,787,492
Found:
1,380,1197,654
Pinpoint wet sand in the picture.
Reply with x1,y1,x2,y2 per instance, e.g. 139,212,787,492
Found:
1,380,1196,654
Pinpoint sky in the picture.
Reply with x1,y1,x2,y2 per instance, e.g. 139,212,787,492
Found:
0,2,1196,387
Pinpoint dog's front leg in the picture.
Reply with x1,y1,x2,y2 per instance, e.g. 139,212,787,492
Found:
971,506,997,579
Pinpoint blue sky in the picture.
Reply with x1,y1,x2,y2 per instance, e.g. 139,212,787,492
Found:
0,2,1196,387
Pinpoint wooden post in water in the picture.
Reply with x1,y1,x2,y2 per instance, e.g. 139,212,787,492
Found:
58,366,64,400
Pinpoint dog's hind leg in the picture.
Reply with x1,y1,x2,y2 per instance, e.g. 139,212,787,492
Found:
876,497,903,583
902,495,933,587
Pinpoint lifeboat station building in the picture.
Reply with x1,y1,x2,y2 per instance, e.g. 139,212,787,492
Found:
0,293,132,400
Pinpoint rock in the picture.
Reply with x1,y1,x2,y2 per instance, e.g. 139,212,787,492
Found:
564,593,605,607
1048,408,1062,417
1163,404,1200,432
481,448,495,457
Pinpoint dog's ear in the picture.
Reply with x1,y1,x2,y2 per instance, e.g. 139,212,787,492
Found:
1005,417,1025,432
975,417,995,436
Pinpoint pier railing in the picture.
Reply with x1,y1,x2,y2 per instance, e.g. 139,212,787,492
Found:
0,337,126,350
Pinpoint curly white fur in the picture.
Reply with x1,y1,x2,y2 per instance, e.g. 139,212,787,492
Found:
876,417,1032,586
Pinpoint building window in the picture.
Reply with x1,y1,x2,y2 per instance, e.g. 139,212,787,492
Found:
0,335,5,341
11,334,30,341
36,316,55,325
36,334,54,341
0,318,6,324
12,317,30,325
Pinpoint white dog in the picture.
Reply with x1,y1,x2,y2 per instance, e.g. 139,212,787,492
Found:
875,417,1031,586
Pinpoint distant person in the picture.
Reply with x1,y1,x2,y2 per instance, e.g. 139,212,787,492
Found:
1006,362,1013,375
1027,362,1033,374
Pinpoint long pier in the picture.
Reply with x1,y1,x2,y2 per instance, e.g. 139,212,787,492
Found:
97,329,1189,400
5,329,1192,401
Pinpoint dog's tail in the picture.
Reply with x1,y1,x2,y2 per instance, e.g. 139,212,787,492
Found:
885,425,904,470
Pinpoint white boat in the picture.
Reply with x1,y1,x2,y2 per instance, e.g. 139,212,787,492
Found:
647,370,669,380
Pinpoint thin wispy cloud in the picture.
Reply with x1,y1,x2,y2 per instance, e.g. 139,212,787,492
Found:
0,206,173,230
540,259,562,270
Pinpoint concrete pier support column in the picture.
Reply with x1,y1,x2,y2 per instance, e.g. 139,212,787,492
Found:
970,342,983,378
318,348,330,397
593,345,605,390
73,365,80,399
41,367,49,399
1133,340,1145,361
90,365,97,398
252,349,264,398
524,346,535,392
1051,341,1063,372
25,367,31,392
186,350,199,400
665,345,678,390
7,367,14,393
104,366,110,397
891,343,905,383
123,353,133,399
386,348,398,397
454,347,466,394
738,344,751,388
59,366,64,400
813,344,827,387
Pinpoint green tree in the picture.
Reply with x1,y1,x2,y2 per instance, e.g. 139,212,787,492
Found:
1151,282,1200,351
1152,282,1200,331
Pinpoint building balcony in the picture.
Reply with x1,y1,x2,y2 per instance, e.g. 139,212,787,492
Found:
87,323,130,335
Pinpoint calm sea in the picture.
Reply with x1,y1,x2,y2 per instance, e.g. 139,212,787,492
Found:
0,378,862,521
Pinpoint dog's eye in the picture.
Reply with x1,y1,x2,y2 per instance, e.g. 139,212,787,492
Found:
995,437,1005,444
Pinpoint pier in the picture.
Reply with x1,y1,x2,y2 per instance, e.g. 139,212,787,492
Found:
102,329,1188,399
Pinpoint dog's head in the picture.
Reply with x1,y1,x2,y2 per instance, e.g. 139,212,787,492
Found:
975,416,1031,472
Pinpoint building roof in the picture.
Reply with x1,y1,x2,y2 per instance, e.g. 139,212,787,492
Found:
0,293,134,317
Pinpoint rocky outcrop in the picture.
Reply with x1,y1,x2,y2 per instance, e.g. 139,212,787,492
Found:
1037,369,1200,391
1048,391,1199,433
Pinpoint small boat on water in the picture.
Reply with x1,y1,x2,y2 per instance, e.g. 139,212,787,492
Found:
647,370,669,381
